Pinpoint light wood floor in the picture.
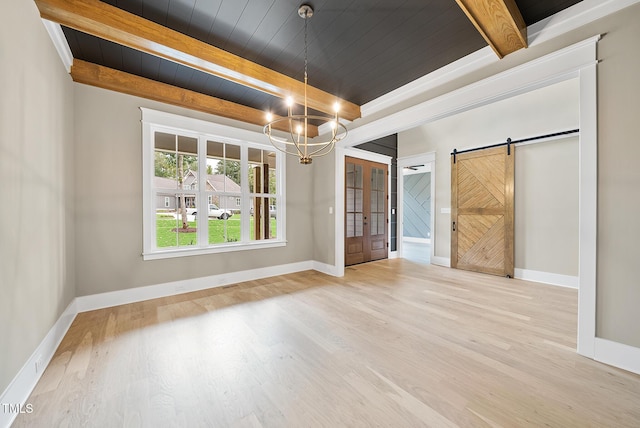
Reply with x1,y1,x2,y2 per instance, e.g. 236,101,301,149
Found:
14,259,640,427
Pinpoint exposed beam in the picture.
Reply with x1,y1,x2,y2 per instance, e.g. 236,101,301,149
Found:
455,0,527,58
70,59,319,137
35,0,361,121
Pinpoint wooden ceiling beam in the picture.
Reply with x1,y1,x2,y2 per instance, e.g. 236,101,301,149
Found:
455,0,527,58
70,59,319,137
35,0,360,122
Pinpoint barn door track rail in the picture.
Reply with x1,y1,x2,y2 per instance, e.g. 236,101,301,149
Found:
451,129,579,163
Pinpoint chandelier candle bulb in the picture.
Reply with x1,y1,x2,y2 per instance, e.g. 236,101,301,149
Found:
263,4,347,165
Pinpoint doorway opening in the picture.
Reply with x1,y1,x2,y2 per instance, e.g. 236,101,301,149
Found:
397,152,436,265
345,156,389,266
402,164,432,265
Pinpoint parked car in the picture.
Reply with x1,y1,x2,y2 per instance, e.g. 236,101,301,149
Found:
189,204,233,220
250,205,277,218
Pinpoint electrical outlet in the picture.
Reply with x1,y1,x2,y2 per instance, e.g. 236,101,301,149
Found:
35,356,44,374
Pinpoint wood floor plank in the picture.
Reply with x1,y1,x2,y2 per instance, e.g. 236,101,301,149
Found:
13,260,640,427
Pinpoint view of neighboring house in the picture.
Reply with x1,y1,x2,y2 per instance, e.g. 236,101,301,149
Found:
155,170,242,212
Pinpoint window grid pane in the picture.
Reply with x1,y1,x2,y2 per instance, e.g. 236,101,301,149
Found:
147,119,283,255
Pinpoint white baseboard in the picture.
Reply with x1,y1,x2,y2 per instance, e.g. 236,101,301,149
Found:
312,261,340,277
4,258,637,428
1,259,325,425
388,251,398,259
431,256,451,267
514,268,579,289
76,260,316,312
0,300,77,428
402,237,431,244
594,338,640,375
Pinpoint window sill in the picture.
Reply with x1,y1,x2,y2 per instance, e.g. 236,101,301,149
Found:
143,240,287,260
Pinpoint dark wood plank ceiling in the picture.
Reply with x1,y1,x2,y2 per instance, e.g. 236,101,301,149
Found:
60,0,582,114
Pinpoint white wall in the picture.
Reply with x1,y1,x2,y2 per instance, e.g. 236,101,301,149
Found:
0,3,76,394
398,78,579,277
515,138,578,276
595,4,640,346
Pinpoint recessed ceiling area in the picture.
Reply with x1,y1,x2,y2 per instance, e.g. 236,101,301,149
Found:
37,0,583,127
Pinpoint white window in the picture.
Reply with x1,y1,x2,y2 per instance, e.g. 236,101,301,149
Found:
142,108,285,260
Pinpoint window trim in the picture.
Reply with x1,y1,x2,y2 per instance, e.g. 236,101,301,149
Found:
141,108,286,260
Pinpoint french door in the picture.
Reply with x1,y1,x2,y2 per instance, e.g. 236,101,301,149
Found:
345,156,388,266
451,146,514,277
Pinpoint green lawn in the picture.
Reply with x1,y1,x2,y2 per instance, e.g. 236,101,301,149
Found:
156,215,277,248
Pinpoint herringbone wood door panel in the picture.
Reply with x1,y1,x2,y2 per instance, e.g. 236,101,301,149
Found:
451,146,514,277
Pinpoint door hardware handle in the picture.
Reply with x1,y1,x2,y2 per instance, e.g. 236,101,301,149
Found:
452,221,456,232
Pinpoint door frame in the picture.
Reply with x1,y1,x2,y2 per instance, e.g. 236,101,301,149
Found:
345,155,390,265
397,152,436,262
338,147,392,268
334,36,598,358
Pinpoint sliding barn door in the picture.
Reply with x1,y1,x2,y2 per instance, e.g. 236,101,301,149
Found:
451,146,514,277
345,157,388,266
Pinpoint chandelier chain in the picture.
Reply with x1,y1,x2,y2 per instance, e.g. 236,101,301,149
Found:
304,13,308,82
263,4,347,165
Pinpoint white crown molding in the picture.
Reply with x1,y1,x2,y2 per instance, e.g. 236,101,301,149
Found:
514,268,579,289
361,47,497,118
41,19,73,73
342,35,600,148
360,0,639,120
527,0,640,47
343,147,392,165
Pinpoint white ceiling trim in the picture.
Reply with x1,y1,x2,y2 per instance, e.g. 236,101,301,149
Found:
360,0,640,119
360,46,497,119
527,0,640,46
39,0,640,126
342,35,600,148
42,19,72,72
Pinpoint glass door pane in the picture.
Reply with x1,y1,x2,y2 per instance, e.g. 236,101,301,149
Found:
346,163,364,238
370,168,385,237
